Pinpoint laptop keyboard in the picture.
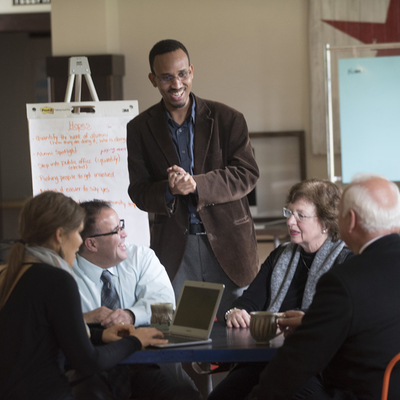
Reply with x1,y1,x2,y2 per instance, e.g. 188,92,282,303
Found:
162,334,200,343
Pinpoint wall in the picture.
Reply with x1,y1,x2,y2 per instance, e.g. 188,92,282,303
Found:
116,0,331,179
51,0,332,180
0,33,51,238
0,0,50,14
0,0,338,237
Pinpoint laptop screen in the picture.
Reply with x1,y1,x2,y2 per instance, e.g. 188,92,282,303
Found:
173,286,221,330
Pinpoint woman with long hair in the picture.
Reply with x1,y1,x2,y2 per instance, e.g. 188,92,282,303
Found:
0,191,166,400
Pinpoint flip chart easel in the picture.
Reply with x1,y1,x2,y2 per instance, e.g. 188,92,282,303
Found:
26,57,149,246
64,56,99,103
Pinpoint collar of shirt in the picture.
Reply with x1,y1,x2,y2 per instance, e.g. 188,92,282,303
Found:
75,253,119,287
359,235,384,254
165,93,196,126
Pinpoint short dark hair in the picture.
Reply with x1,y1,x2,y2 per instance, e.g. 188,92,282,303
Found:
149,39,190,74
79,200,112,245
286,179,342,241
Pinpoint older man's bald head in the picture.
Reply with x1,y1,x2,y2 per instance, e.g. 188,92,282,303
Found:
364,176,399,209
342,174,400,235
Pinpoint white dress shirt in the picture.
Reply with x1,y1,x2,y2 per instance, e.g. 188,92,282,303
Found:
72,243,175,326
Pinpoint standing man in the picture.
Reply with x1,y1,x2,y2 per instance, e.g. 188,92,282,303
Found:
127,39,259,321
70,200,201,400
247,174,400,399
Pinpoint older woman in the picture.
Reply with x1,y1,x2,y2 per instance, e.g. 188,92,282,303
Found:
208,179,353,400
0,192,166,400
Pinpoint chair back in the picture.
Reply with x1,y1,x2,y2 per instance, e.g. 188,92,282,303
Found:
381,352,400,400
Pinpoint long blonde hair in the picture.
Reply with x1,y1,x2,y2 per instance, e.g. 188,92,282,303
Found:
0,191,85,309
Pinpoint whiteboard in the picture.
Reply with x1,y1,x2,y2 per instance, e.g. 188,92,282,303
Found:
26,101,150,246
338,56,400,183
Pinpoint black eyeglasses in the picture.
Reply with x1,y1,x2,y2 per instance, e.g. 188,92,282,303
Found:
155,69,192,85
89,219,125,238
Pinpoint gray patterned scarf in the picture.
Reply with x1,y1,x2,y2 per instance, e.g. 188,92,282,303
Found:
267,237,346,312
25,245,72,274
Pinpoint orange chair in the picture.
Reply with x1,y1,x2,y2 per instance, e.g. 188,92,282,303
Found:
381,352,400,400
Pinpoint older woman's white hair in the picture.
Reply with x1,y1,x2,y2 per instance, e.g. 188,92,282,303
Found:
342,173,400,233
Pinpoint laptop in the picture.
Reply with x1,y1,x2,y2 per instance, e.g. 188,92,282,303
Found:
151,280,225,348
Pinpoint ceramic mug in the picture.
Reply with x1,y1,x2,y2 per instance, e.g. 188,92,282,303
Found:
150,302,174,332
249,311,282,345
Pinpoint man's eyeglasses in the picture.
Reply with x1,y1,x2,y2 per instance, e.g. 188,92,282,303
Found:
89,219,125,238
283,207,317,222
155,69,191,85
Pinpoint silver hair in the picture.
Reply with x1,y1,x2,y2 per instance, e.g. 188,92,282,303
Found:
342,173,400,233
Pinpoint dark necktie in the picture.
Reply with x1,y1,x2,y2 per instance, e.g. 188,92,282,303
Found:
101,270,121,310
100,270,131,400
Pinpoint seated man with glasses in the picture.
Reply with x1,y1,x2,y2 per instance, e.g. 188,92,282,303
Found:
69,200,201,400
208,179,353,400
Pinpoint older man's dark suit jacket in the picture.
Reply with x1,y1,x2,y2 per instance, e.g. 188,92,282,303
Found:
249,233,400,400
127,94,259,286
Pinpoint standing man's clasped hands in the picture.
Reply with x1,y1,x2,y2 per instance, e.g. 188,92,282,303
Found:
167,165,196,195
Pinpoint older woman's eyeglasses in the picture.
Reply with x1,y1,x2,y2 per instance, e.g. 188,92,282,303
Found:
283,208,316,222
155,69,192,85
89,219,125,238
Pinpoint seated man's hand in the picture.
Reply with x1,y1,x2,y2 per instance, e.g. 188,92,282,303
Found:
277,310,304,337
83,306,113,324
101,308,134,328
102,323,136,343
132,327,168,348
226,308,251,328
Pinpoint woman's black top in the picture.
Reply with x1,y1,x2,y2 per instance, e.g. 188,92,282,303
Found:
231,245,352,313
0,263,141,400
